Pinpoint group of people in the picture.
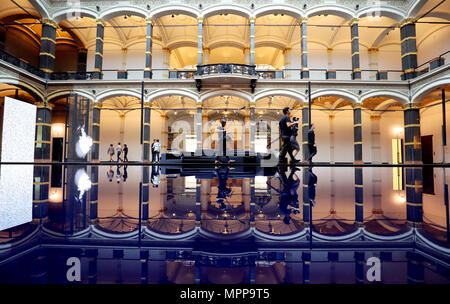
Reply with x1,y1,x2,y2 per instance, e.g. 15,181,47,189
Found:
278,107,317,165
107,143,129,162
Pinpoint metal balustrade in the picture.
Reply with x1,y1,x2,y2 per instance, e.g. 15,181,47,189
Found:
0,48,448,82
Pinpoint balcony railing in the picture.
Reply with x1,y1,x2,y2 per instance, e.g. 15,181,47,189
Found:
196,63,256,77
0,48,448,82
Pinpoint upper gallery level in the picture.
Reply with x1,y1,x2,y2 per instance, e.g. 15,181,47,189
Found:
0,0,448,85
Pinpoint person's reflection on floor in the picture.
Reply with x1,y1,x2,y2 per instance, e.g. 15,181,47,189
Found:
215,165,233,210
151,165,160,188
122,165,128,182
278,166,301,225
116,165,122,184
307,167,317,207
107,165,114,182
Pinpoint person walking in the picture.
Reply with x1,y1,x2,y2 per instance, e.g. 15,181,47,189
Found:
123,144,129,162
116,142,122,162
278,107,299,165
153,139,161,163
107,165,114,182
307,124,317,163
107,144,115,162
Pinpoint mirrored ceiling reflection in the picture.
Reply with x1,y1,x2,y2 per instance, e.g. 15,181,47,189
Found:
0,164,449,283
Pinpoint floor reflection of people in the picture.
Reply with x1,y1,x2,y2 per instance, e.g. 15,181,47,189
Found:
307,167,317,207
215,166,232,210
122,165,128,182
107,166,114,182
277,167,301,225
151,165,160,188
116,165,122,184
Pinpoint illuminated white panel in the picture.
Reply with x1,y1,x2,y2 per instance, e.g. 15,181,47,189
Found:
0,97,36,230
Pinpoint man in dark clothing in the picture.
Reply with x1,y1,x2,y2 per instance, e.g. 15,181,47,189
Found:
307,124,317,163
123,144,129,162
278,107,299,165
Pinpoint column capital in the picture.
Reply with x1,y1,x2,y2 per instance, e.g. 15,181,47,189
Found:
96,19,106,27
352,103,362,109
197,17,204,23
202,47,210,53
402,102,421,110
299,17,307,24
249,17,256,22
370,115,381,120
41,19,58,29
36,101,54,109
162,47,171,53
329,114,335,120
249,100,256,108
161,114,169,120
282,48,292,54
196,100,203,107
144,101,152,108
368,48,379,54
327,48,333,53
348,18,359,26
77,47,88,53
399,18,416,28
93,102,103,109
145,17,154,24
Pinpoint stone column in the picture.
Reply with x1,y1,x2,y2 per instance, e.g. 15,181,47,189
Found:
196,179,201,227
200,179,210,212
143,102,151,162
89,103,100,224
368,48,379,80
162,48,170,78
144,18,153,79
196,101,203,153
33,102,52,221
197,17,203,66
327,48,333,69
93,19,105,79
400,18,418,80
300,18,309,79
329,114,336,213
77,48,88,73
140,250,149,284
250,17,256,66
283,48,292,79
353,104,363,225
249,101,256,155
407,251,424,284
39,19,57,76
370,115,383,213
160,114,169,153
203,48,210,64
349,18,361,80
243,47,250,65
243,178,251,213
301,103,309,161
142,166,149,224
354,251,365,284
302,251,311,284
87,249,98,284
117,48,127,79
403,103,423,224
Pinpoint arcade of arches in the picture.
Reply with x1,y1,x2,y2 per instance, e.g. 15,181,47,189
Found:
0,1,450,252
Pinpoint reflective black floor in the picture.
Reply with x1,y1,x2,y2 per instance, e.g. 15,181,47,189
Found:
0,163,449,284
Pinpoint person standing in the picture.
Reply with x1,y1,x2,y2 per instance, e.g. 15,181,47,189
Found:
107,144,115,162
216,119,230,164
117,142,122,162
278,107,299,165
153,139,161,163
307,124,317,163
123,144,129,162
